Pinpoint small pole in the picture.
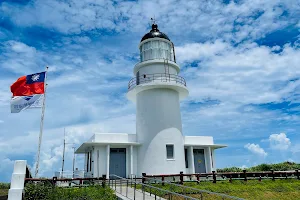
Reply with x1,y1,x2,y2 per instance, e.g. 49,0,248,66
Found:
162,176,165,186
34,67,48,177
271,170,275,181
72,146,76,178
134,182,136,200
243,170,247,182
61,128,66,178
180,171,183,184
197,174,200,184
296,169,299,180
142,173,146,184
212,171,216,183
126,180,128,197
102,174,106,188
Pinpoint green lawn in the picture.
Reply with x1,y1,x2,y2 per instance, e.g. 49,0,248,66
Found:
0,189,8,197
176,179,300,200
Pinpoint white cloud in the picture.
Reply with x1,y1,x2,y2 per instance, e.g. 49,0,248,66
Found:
269,133,291,150
178,42,300,105
244,143,267,157
1,0,299,43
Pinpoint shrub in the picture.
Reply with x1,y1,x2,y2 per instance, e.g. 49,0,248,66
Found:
24,183,117,200
217,162,300,172
0,183,10,189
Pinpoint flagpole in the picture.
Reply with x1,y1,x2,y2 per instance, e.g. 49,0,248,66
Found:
34,66,48,177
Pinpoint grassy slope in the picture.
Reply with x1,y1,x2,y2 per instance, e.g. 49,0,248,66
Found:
217,161,300,172
0,183,9,197
184,179,300,200
0,189,8,197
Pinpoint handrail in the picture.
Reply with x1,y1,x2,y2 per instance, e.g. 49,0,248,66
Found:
109,174,199,200
128,73,186,90
143,176,244,200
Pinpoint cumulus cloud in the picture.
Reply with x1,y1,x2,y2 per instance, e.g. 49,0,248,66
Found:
0,0,299,182
244,143,267,157
269,133,291,150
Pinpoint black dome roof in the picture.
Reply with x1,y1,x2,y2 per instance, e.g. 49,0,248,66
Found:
141,24,170,42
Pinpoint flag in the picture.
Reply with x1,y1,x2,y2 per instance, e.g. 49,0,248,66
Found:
10,94,44,113
10,72,46,97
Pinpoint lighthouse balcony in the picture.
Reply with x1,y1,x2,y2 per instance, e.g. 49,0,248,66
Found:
128,73,186,90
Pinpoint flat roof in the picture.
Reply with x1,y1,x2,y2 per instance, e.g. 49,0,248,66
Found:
75,142,141,154
184,144,227,149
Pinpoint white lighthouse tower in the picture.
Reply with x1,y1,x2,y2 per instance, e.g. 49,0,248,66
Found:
76,23,226,179
127,23,189,175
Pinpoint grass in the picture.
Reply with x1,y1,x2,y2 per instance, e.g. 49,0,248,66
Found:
0,183,9,197
24,183,117,200
217,161,300,172
143,179,300,200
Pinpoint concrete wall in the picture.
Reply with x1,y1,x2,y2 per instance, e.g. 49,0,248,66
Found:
92,146,107,177
136,88,185,176
184,136,214,145
137,63,178,75
93,133,136,143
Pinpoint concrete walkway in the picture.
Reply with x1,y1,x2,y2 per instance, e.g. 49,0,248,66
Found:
112,186,166,200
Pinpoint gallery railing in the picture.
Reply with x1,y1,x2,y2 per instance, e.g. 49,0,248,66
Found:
128,73,186,90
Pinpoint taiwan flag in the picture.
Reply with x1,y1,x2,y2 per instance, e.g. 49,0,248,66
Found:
10,72,46,97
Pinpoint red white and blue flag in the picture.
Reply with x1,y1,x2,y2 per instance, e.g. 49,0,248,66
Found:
10,72,46,113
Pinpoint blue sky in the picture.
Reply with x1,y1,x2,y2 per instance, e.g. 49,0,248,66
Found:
0,0,299,182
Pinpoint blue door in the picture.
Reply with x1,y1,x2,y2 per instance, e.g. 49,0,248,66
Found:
110,148,126,178
193,149,206,173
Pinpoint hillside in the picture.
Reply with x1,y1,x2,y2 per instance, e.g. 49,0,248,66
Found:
217,161,300,172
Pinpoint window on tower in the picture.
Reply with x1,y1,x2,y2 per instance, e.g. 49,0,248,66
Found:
166,144,174,159
140,40,175,62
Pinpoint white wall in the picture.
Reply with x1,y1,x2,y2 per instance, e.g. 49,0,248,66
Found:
92,146,107,177
184,136,214,145
136,88,185,176
93,133,136,143
137,63,178,75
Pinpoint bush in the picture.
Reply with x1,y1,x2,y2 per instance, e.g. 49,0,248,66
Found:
217,161,300,172
24,183,117,200
0,183,10,189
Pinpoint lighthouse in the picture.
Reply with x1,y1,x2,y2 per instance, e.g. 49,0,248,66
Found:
76,23,226,179
127,23,189,175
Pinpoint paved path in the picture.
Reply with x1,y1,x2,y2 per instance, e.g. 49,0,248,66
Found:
112,186,166,200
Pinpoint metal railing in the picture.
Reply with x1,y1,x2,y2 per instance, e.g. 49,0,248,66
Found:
143,176,244,200
143,170,300,184
109,174,243,200
128,73,186,90
110,174,201,200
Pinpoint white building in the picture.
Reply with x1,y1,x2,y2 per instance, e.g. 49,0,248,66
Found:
75,24,226,178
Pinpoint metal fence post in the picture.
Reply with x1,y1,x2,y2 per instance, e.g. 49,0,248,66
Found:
142,173,146,184
296,170,300,180
243,170,247,182
102,174,106,187
134,182,136,200
180,171,183,185
120,178,122,194
212,171,216,183
271,170,275,181
162,176,165,186
126,179,128,197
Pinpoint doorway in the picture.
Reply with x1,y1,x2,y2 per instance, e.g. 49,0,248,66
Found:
193,149,206,173
109,148,126,178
